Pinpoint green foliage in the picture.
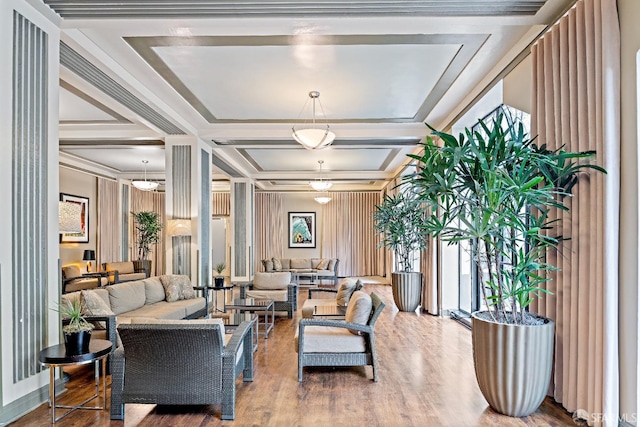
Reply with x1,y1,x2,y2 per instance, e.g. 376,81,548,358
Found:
407,113,605,324
55,298,94,333
373,190,429,272
215,263,226,275
131,211,163,260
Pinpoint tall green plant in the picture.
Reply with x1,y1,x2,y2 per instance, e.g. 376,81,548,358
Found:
131,211,163,260
373,190,428,272
408,114,605,324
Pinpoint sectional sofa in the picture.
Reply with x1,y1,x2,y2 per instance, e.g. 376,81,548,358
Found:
61,275,207,350
262,257,340,285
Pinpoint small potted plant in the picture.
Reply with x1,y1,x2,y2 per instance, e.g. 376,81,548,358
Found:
56,298,94,355
214,263,226,288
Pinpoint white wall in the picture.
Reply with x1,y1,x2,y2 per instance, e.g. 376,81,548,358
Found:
59,167,97,268
281,193,324,259
619,0,640,421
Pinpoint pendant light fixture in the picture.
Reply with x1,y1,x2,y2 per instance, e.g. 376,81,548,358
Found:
314,192,332,204
292,91,335,150
309,160,332,191
132,160,159,191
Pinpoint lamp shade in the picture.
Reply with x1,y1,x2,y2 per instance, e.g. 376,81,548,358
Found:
292,127,335,150
131,180,159,191
58,201,83,233
83,250,96,261
167,219,192,236
314,195,332,204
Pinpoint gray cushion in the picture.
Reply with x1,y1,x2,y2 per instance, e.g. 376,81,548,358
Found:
62,265,82,279
272,258,282,271
159,274,194,302
295,326,366,353
107,281,146,315
143,277,166,304
253,272,291,290
336,279,358,306
81,289,113,316
345,291,372,335
105,261,134,274
290,258,311,269
263,259,274,272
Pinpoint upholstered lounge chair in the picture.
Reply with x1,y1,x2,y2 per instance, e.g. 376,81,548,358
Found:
296,291,385,382
61,265,108,293
239,272,298,318
301,278,363,318
111,319,254,421
102,261,147,284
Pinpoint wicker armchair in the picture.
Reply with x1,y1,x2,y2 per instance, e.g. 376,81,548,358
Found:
239,272,298,318
296,291,385,382
110,320,254,421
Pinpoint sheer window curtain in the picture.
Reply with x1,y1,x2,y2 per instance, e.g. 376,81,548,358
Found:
212,192,230,216
255,193,284,272
530,0,620,424
131,187,166,276
97,178,119,270
320,192,381,277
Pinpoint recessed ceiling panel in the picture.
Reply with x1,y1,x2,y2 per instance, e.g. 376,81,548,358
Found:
127,34,486,124
244,148,393,172
61,147,165,172
153,43,459,120
60,87,115,122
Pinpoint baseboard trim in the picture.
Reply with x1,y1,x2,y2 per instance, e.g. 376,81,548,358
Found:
0,378,64,425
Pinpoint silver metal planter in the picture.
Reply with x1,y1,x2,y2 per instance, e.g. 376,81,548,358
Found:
391,272,422,312
471,312,555,417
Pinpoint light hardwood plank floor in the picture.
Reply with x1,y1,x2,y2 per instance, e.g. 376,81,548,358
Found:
12,283,574,426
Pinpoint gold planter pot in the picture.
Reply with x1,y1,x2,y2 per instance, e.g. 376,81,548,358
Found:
391,272,422,312
471,312,555,417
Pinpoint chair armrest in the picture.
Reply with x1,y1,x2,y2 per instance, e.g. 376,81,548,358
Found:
298,318,373,336
106,270,120,284
238,283,253,299
83,314,117,352
308,288,338,298
287,284,298,310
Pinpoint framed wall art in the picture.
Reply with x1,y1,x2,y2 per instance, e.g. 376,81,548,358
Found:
288,212,316,248
60,193,89,243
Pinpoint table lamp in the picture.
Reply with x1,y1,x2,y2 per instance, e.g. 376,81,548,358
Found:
83,250,96,273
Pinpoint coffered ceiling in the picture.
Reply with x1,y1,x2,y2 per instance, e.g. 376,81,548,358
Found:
44,0,576,191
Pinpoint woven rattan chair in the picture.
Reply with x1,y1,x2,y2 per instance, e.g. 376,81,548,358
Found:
110,320,254,421
296,291,385,382
239,272,298,318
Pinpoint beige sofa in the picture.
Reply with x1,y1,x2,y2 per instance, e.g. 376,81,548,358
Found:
262,257,340,285
62,275,207,348
102,261,148,284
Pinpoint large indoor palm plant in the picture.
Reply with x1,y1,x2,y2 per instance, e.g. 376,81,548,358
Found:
407,113,604,416
374,190,428,311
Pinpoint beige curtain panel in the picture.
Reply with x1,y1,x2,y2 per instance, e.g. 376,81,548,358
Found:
530,0,620,424
97,178,119,269
255,192,284,272
212,192,230,216
320,192,381,277
131,187,166,276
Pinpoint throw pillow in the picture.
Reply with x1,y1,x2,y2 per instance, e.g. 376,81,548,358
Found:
327,259,337,271
345,291,372,335
81,290,114,330
272,258,282,271
264,258,274,272
315,258,329,269
336,279,358,306
158,274,191,302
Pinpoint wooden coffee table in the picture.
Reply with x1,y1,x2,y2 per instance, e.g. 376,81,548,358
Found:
226,298,275,338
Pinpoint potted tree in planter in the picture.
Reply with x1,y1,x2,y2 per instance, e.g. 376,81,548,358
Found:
56,298,94,355
373,190,428,311
214,263,226,288
131,211,163,276
408,112,605,416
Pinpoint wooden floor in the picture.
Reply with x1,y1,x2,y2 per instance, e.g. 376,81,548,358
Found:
13,283,575,426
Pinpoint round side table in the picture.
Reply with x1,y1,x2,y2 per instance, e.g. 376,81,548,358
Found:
39,339,112,424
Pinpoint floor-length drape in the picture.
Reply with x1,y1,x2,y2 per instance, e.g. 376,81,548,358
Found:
530,0,620,424
321,192,381,277
255,193,284,272
212,192,230,216
420,235,438,315
97,178,119,269
131,188,166,276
